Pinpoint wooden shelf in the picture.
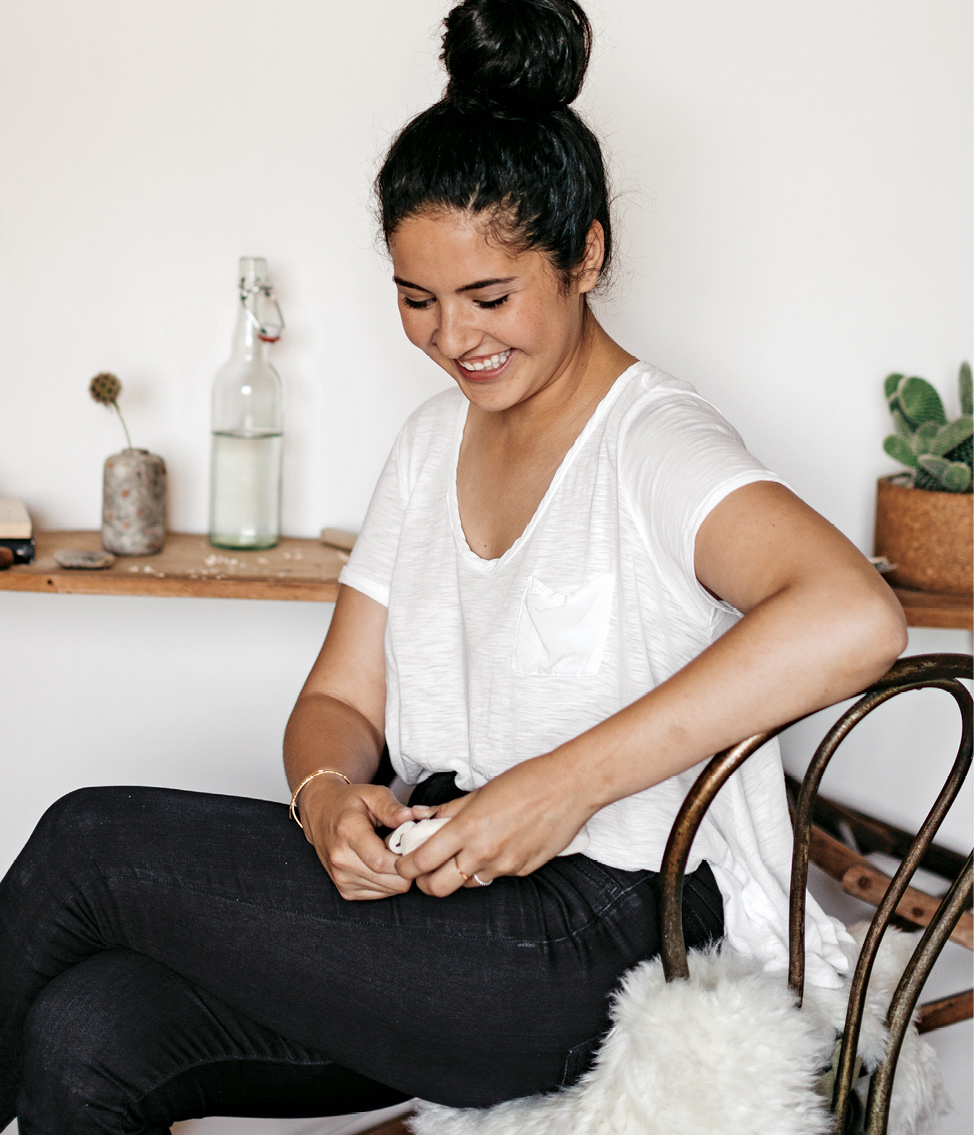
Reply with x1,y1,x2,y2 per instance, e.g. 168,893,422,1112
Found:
0,531,343,602
890,586,972,632
2,533,970,624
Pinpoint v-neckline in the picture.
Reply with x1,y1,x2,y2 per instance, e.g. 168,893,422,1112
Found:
447,363,637,570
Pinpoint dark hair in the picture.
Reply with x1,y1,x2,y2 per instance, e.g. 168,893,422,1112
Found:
376,0,612,290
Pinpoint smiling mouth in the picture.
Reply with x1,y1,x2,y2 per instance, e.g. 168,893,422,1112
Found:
456,349,513,377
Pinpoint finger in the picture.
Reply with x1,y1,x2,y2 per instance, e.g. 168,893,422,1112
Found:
414,854,471,898
327,856,411,893
429,788,480,820
344,816,407,876
395,821,467,881
403,789,480,827
311,806,409,886
321,844,413,896
393,791,485,880
335,876,412,901
359,785,416,831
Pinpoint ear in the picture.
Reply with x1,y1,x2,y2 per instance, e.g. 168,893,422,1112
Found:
575,221,605,295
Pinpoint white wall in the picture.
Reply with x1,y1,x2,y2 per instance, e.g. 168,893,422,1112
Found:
0,2,970,1132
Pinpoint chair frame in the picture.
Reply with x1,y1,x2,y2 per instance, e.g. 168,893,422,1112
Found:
657,652,973,1135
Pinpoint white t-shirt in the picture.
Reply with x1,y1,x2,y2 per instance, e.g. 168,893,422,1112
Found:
340,361,851,986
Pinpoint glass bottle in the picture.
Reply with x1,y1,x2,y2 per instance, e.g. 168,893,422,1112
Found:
208,257,284,550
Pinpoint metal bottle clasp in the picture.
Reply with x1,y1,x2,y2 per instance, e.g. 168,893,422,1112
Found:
239,280,285,342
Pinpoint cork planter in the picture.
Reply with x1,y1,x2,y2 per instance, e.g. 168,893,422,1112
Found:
873,474,973,596
102,448,167,555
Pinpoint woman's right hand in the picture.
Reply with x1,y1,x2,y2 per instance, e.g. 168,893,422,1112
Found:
297,775,429,900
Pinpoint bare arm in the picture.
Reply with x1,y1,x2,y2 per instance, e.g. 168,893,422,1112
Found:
398,482,908,895
284,583,425,899
558,481,908,804
284,582,388,790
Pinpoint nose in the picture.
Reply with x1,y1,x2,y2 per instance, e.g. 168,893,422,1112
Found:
433,302,482,360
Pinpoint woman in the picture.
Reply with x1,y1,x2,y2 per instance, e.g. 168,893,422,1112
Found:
0,1,906,1129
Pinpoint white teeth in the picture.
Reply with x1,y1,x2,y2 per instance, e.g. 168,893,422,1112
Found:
458,349,511,372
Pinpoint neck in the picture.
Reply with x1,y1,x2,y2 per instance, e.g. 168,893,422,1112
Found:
495,309,636,438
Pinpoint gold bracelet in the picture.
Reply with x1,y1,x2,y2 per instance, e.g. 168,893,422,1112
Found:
289,768,351,829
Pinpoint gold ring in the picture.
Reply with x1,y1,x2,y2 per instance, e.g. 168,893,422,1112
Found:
454,857,470,883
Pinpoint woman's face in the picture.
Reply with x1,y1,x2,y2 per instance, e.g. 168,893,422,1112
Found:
389,209,600,413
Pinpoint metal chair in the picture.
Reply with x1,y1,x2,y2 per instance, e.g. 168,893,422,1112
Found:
658,652,973,1135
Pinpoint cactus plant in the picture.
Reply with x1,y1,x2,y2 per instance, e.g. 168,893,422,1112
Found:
883,363,972,493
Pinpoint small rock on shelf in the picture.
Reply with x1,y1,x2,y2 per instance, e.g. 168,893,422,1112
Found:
54,549,116,570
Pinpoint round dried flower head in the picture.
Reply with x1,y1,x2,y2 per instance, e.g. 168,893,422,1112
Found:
89,372,122,405
88,371,134,448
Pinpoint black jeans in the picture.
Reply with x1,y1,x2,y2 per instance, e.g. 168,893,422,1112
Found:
0,780,723,1132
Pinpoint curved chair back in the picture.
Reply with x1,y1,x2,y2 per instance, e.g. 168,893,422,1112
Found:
658,653,973,1135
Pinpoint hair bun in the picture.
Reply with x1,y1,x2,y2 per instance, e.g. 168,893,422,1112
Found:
442,0,592,118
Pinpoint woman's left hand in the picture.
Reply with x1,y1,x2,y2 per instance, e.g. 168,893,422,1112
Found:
394,753,592,896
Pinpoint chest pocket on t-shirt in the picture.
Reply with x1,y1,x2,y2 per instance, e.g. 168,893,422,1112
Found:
512,574,615,676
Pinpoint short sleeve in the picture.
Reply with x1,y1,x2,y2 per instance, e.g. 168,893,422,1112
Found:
619,391,787,605
338,437,407,608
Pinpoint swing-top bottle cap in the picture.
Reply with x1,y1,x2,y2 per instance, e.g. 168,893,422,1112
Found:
237,257,284,342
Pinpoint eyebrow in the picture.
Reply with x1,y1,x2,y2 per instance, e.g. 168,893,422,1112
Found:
393,276,516,294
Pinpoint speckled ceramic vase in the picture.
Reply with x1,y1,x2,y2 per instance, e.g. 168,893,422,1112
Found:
102,448,167,555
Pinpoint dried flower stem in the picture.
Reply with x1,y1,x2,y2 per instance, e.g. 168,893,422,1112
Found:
89,372,137,450
112,401,134,450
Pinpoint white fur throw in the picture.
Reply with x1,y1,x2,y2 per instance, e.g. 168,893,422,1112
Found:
409,925,946,1135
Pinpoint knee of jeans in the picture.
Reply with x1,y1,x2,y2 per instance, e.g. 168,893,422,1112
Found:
38,785,132,839
20,957,143,1123
25,787,136,871
6,789,107,900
